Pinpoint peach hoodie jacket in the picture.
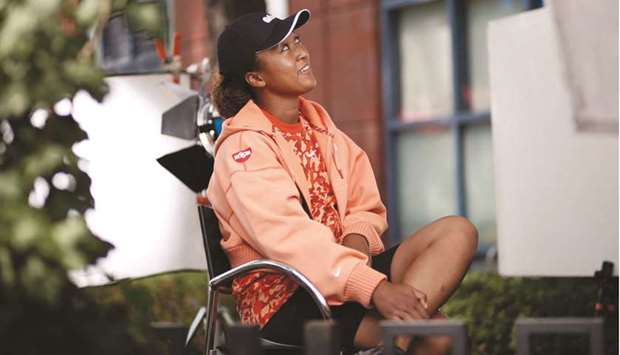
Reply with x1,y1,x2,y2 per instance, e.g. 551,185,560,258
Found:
206,97,388,308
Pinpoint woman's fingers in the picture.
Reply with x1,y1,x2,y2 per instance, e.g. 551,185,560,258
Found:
405,286,430,319
402,302,427,320
412,287,429,309
372,281,432,320
398,303,428,321
399,290,429,320
400,303,418,320
414,300,430,319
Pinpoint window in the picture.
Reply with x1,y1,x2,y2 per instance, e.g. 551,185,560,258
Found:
467,0,529,111
398,1,453,121
381,0,542,261
397,127,456,237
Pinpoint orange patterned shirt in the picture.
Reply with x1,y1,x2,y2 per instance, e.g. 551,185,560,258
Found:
231,110,343,327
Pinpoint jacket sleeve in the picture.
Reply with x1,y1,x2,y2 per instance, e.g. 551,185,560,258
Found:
339,133,388,256
214,131,386,307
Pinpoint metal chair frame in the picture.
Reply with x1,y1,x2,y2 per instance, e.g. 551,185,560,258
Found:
188,204,332,355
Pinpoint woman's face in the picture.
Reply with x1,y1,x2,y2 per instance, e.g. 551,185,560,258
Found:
249,32,317,96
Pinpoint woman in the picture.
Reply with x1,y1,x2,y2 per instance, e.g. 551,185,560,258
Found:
206,9,478,354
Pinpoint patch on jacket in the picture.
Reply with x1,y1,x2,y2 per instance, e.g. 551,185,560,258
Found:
232,147,252,163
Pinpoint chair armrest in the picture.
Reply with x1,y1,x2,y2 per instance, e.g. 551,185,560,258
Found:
210,259,332,319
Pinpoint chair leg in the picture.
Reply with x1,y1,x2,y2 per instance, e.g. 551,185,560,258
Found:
205,286,219,355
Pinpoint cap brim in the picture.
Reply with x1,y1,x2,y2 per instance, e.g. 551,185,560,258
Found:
258,9,311,51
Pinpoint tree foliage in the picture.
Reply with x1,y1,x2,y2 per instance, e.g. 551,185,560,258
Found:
0,0,161,353
443,271,618,355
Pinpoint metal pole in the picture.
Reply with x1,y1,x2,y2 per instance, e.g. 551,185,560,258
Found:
204,287,218,355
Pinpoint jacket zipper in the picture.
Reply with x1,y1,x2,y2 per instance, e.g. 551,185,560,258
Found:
330,135,344,179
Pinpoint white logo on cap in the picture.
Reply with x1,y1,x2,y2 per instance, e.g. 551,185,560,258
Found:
262,14,275,23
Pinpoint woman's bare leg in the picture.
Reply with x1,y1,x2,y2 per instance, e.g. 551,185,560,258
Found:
353,215,478,353
391,215,478,313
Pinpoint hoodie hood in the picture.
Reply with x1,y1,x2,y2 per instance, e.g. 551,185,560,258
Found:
213,97,337,155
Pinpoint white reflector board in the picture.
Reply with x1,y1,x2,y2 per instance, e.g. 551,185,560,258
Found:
548,0,618,132
71,74,207,286
488,8,618,276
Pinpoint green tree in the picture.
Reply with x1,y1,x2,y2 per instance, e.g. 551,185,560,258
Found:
0,0,160,353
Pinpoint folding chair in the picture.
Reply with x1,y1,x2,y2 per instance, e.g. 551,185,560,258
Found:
195,202,332,354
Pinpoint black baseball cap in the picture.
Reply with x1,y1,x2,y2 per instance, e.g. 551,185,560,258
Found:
217,9,311,79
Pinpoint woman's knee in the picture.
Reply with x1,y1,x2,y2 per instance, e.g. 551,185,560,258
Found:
438,215,479,254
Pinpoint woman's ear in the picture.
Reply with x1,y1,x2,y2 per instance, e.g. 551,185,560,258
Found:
245,71,265,89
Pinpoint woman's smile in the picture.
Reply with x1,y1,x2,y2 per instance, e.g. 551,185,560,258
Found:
298,63,312,75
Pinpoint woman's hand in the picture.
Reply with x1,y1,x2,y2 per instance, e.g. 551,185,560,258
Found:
342,233,371,266
371,280,430,320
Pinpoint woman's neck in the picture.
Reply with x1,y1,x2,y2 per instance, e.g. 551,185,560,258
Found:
255,94,300,124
